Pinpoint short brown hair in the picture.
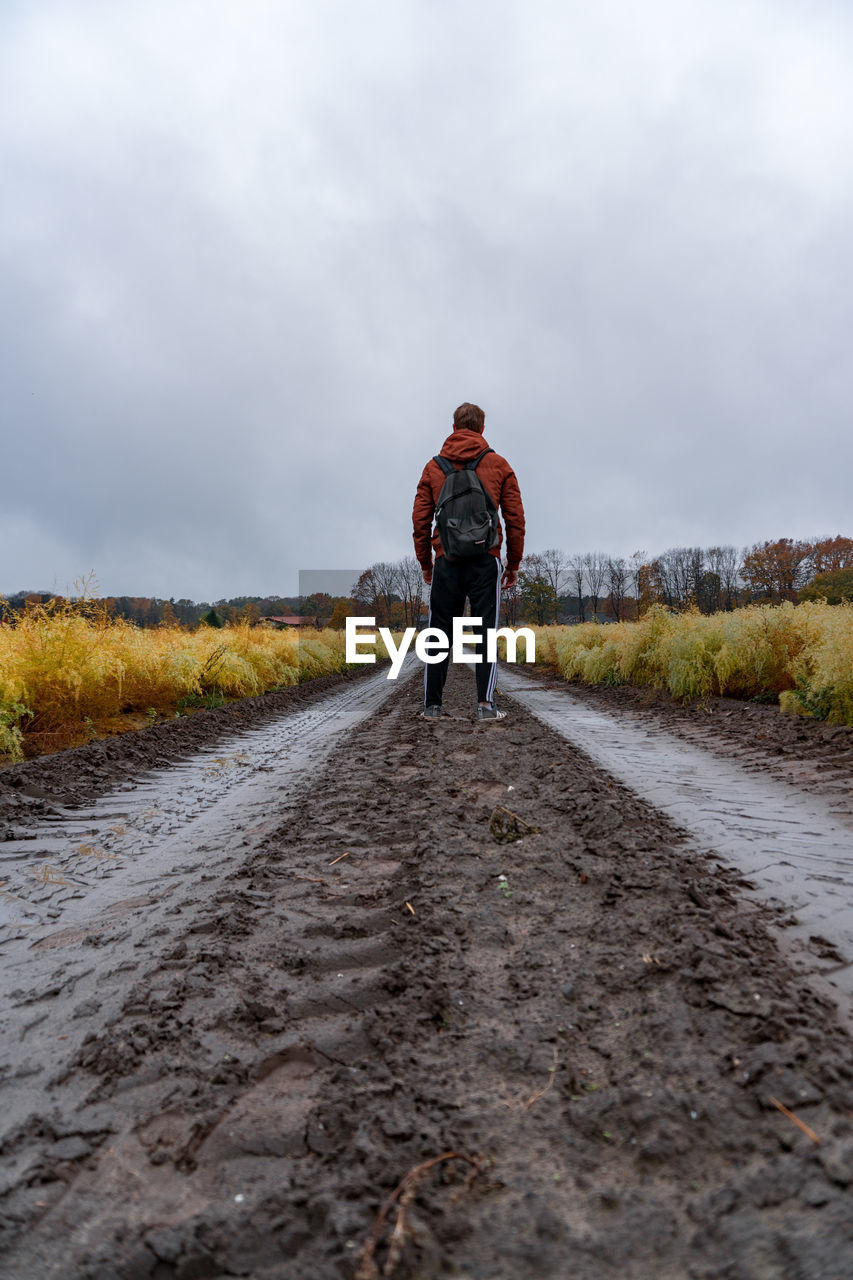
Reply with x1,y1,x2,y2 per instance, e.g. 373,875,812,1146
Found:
453,402,485,432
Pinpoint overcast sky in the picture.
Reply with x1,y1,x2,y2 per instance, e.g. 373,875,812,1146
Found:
2,0,852,600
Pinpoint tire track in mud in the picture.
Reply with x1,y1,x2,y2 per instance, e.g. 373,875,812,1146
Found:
539,674,853,816
2,665,852,1279
1,680,435,1279
0,662,415,1170
499,666,853,1021
0,660,416,938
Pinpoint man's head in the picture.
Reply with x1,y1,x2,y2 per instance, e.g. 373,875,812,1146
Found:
453,402,485,433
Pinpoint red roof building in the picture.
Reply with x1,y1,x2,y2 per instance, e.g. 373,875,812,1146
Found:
259,615,318,627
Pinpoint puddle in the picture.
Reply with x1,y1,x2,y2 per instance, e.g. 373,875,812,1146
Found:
499,667,853,1011
0,658,416,950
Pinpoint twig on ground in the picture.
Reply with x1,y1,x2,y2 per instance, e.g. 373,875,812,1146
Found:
450,1159,484,1204
498,1047,560,1112
522,1046,559,1111
291,875,326,884
355,1151,482,1280
383,1180,418,1276
768,1096,820,1145
329,851,350,865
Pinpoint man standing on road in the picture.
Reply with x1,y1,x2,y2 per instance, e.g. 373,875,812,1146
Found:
412,402,525,721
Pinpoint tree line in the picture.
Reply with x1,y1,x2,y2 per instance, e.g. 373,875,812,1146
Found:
339,535,853,628
337,536,853,631
509,535,853,624
4,535,850,631
0,592,310,628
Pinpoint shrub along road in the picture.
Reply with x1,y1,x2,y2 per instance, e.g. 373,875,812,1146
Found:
0,665,852,1279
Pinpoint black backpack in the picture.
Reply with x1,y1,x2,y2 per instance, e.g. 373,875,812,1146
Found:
432,448,499,560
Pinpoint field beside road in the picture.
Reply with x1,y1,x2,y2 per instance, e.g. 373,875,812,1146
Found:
1,663,851,1279
533,601,853,725
0,599,363,760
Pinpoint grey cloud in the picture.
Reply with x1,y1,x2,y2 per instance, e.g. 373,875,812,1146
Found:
2,0,853,598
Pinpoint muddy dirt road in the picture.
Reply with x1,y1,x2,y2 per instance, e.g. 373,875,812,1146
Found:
1,664,852,1280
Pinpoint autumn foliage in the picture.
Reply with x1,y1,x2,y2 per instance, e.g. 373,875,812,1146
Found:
635,536,853,614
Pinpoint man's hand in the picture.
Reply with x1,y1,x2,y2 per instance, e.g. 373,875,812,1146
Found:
422,567,433,586
501,567,518,591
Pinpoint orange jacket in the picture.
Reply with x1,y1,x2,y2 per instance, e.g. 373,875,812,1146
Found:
412,428,525,571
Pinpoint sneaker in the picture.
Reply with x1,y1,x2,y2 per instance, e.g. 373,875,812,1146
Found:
421,705,442,719
476,704,506,721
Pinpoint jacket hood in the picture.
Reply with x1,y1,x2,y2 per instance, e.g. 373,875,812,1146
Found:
438,431,492,463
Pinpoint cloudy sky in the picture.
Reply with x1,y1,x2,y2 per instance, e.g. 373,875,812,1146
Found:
2,0,852,600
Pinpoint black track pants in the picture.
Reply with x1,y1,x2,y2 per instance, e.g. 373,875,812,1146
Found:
423,553,502,707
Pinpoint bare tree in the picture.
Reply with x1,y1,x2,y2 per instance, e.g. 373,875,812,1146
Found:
394,556,426,627
568,554,587,623
538,548,569,619
606,557,629,621
688,547,705,604
655,546,704,609
629,549,646,617
707,545,742,611
350,569,381,618
366,561,399,626
583,552,608,620
658,548,687,608
696,571,721,615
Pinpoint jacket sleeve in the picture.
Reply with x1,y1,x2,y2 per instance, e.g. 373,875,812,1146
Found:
499,468,525,570
412,463,436,569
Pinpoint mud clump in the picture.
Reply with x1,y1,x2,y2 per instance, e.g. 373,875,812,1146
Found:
488,803,539,843
0,665,851,1279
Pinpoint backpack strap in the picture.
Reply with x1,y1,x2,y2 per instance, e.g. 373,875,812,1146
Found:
432,455,456,476
465,447,493,470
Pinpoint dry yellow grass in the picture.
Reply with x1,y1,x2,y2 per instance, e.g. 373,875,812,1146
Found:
0,597,376,760
532,602,853,725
